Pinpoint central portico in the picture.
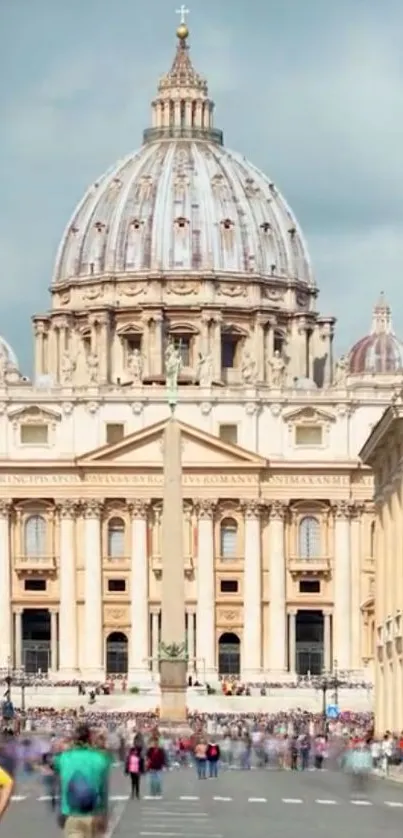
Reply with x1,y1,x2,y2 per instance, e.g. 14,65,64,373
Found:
0,418,374,683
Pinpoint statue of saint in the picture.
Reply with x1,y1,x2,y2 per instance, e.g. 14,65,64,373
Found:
270,350,286,387
60,351,75,385
241,348,257,384
165,341,182,409
128,348,143,384
0,344,8,385
86,351,99,384
334,354,348,385
196,351,213,387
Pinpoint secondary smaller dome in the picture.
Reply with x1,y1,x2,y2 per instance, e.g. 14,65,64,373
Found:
348,293,403,375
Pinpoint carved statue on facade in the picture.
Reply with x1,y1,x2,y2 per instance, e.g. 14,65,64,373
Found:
269,350,286,387
0,345,8,385
60,351,75,385
128,348,143,384
165,341,182,408
241,348,257,384
196,351,213,387
86,351,99,384
334,354,348,386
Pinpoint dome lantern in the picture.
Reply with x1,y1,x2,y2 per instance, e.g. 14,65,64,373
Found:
143,7,223,146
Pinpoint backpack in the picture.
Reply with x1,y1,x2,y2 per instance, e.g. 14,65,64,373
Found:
67,772,99,813
129,753,140,773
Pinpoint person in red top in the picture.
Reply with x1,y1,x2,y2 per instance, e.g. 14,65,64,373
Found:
146,737,166,797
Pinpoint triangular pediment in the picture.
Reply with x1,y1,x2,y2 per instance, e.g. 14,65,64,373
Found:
283,406,336,423
77,419,266,469
8,405,61,422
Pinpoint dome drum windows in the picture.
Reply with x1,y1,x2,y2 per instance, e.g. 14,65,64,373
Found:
174,216,190,230
167,325,197,370
220,326,247,383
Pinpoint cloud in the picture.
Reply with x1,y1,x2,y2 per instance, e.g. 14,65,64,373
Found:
0,0,402,366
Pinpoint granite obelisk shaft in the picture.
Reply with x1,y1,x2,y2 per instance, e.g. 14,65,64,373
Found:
159,417,187,720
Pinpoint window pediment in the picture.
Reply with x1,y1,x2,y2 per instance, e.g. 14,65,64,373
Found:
117,323,143,336
9,406,61,425
283,406,336,425
168,323,198,335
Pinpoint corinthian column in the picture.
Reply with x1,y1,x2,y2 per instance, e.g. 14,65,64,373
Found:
196,500,216,680
333,501,351,671
58,501,78,676
0,502,12,669
83,501,104,678
268,502,287,673
129,501,150,682
242,501,262,680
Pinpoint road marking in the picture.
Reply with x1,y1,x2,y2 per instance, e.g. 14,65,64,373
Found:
350,800,372,806
142,812,207,817
213,796,232,801
105,799,130,838
248,797,267,802
110,795,130,801
179,796,200,800
140,834,222,838
316,800,338,805
143,796,163,800
282,798,303,804
385,801,403,807
11,795,27,802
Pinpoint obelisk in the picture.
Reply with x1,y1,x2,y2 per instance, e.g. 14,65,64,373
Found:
159,342,187,721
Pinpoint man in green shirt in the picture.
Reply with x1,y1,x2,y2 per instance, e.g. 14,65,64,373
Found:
53,723,112,837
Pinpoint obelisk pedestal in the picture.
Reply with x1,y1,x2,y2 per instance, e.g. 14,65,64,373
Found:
159,417,187,722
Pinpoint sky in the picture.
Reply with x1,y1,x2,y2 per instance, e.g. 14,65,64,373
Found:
1,0,403,372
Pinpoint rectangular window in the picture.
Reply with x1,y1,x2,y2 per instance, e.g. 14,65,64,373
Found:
295,425,323,446
172,336,190,367
107,578,126,593
106,423,124,444
219,424,238,445
24,578,47,592
20,424,49,445
220,579,239,593
299,579,320,594
221,338,237,368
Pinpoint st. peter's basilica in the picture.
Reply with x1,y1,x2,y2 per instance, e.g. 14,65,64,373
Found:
0,15,401,683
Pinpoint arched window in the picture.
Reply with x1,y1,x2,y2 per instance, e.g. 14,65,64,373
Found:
298,516,320,559
107,517,125,558
370,521,375,558
220,517,238,559
24,515,47,557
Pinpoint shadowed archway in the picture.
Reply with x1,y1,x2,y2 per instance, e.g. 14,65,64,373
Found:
106,631,128,675
218,632,240,677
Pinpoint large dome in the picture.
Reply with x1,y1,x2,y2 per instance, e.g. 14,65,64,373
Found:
53,23,313,288
54,142,313,284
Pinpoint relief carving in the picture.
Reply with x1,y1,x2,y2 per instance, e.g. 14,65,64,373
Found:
217,283,247,298
104,606,128,625
166,281,199,296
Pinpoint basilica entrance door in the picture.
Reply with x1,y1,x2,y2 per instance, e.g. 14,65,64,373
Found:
106,632,128,675
218,632,241,677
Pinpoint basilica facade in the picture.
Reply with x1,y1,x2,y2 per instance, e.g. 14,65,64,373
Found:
1,18,402,683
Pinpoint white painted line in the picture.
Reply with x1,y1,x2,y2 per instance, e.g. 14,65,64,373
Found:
350,800,372,806
143,796,163,801
142,812,207,817
248,798,267,803
213,796,232,802
179,796,200,801
316,800,338,805
38,795,52,802
105,799,130,838
282,798,303,804
110,795,130,801
140,834,222,838
11,795,27,802
385,801,403,807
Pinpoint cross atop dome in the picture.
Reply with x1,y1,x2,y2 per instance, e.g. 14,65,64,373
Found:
176,4,190,38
